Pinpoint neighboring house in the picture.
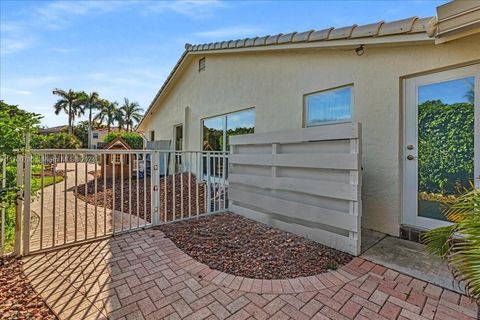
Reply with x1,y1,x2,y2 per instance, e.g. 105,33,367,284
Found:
91,128,120,149
38,125,68,135
137,1,480,239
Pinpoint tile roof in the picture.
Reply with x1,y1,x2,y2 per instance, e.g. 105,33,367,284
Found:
137,16,437,130
185,16,435,52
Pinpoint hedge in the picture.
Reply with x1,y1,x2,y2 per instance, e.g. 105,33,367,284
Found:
103,132,143,149
418,100,474,195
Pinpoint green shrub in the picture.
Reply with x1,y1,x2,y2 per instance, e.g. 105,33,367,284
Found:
418,100,474,194
36,133,82,149
103,132,143,149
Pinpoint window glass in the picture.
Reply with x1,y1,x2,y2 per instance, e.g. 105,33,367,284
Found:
174,125,183,150
202,109,255,177
306,86,352,126
92,133,99,139
226,109,255,151
417,77,475,221
203,116,224,151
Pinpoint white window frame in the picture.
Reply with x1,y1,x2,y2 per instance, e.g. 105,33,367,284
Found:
304,84,354,127
403,64,480,230
200,107,255,152
173,123,183,151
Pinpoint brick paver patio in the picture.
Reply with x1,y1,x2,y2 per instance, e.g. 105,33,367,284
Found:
29,163,148,253
22,228,479,320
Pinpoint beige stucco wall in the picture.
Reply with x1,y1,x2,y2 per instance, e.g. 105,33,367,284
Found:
139,34,480,236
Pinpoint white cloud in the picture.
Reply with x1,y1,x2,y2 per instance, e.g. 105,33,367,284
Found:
1,0,225,56
0,88,32,96
14,76,64,88
193,25,263,39
144,0,224,18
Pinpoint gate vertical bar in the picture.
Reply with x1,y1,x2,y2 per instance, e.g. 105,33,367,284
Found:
1,156,6,256
206,153,211,213
63,160,67,244
75,156,78,241
22,152,31,255
39,155,44,249
152,151,160,225
15,154,24,256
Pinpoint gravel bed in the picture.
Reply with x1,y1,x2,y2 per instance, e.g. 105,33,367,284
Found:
74,173,207,222
0,257,57,319
156,213,353,279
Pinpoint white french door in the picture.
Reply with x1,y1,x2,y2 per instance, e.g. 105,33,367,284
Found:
403,64,480,230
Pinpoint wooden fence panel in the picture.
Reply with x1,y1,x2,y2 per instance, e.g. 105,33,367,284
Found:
228,123,362,255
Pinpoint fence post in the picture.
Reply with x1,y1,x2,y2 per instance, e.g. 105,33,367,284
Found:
206,153,211,213
22,133,31,255
15,154,24,256
1,156,6,257
152,151,160,225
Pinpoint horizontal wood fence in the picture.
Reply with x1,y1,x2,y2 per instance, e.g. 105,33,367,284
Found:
228,123,362,255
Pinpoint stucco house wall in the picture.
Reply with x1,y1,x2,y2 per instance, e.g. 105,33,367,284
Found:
138,33,480,236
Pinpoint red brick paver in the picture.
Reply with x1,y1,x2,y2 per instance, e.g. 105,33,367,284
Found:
22,229,479,320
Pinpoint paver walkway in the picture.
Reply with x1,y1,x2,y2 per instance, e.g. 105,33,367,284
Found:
22,228,479,320
29,162,149,253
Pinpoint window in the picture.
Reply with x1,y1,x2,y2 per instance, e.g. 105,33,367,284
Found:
174,125,183,150
199,57,206,72
202,109,255,177
305,85,353,126
202,109,255,152
174,124,183,166
113,154,121,164
150,130,155,141
92,132,99,139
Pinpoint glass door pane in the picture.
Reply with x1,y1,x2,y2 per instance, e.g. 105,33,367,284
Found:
417,77,475,221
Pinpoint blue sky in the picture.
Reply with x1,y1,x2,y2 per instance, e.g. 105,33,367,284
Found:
418,77,474,104
1,0,446,127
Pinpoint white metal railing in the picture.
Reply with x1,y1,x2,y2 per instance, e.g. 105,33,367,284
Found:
6,149,228,256
1,155,7,257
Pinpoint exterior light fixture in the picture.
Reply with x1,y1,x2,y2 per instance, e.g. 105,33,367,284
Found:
355,44,365,56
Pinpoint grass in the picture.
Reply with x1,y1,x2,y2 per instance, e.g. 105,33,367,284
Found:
2,169,63,254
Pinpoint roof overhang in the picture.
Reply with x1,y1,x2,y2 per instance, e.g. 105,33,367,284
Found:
136,33,433,131
435,0,480,43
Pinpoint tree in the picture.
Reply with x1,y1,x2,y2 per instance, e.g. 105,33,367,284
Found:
120,98,143,132
103,132,144,149
77,91,101,148
115,107,125,131
464,79,474,104
74,120,104,148
37,133,82,149
423,187,480,302
0,100,42,154
94,99,118,132
52,89,83,134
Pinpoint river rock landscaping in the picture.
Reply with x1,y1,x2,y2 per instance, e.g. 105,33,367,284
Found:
156,212,353,279
0,257,57,319
74,172,207,223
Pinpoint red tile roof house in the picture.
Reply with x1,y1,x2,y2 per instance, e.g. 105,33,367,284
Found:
137,0,480,250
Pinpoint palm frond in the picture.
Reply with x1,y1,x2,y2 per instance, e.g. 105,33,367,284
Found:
422,187,480,301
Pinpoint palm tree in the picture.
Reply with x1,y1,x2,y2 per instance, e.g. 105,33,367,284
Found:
77,91,100,148
120,98,143,131
115,107,125,131
52,89,83,134
464,80,474,104
94,100,118,132
422,187,480,301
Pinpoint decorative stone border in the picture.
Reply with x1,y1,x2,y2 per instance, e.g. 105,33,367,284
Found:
159,231,379,294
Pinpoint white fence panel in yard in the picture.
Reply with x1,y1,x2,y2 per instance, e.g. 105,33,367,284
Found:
228,123,362,255
1,149,228,256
